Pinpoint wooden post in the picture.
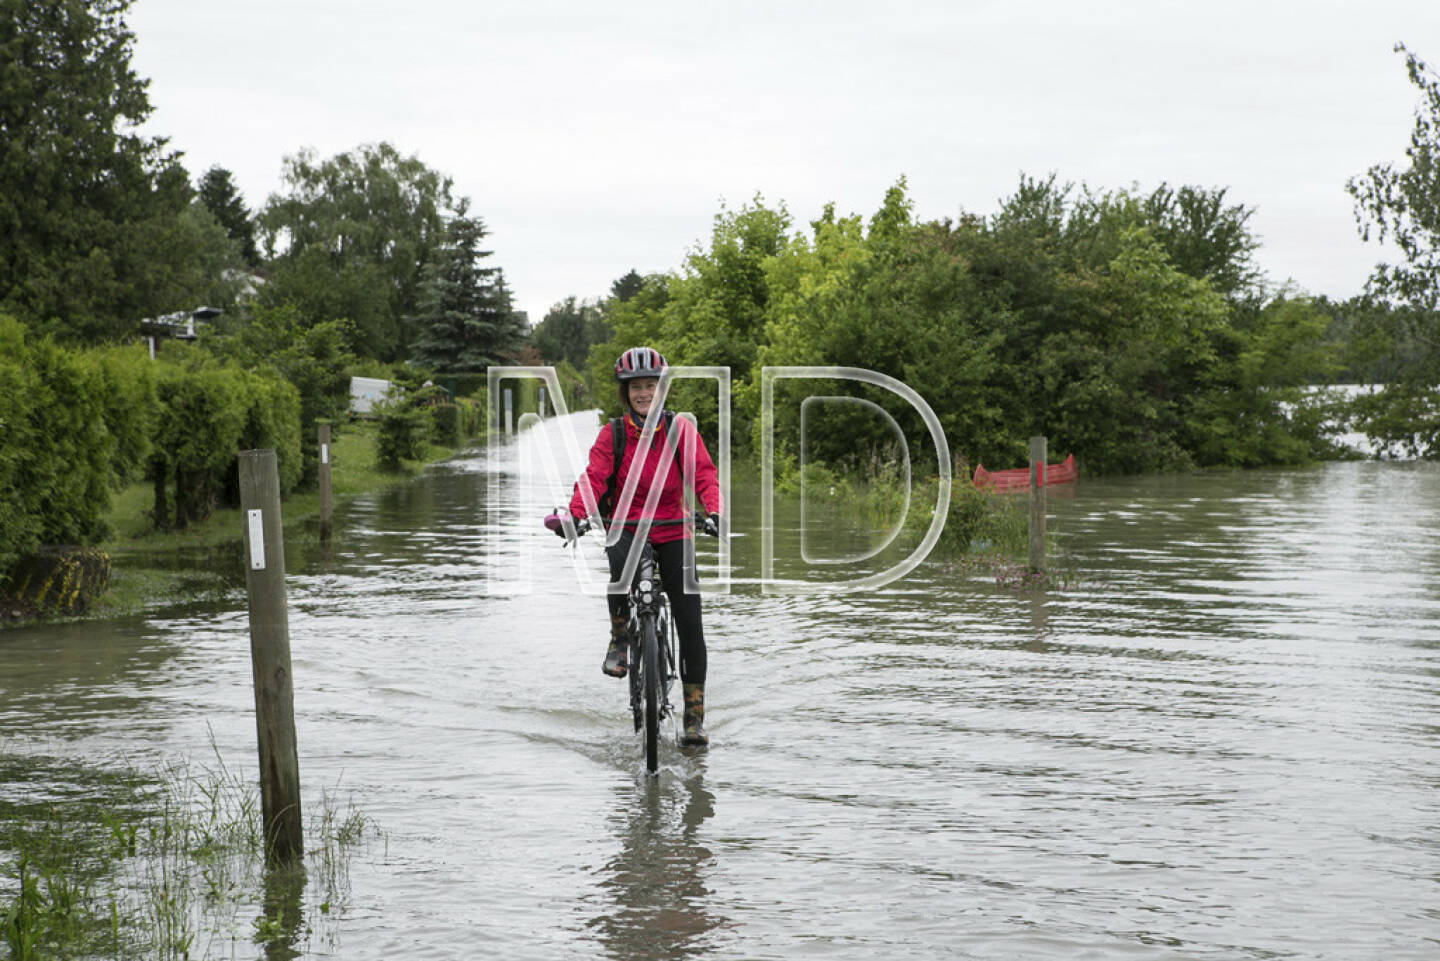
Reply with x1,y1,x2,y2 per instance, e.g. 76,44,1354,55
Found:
503,388,514,437
317,423,332,542
1028,435,1047,574
239,449,303,865
537,386,546,419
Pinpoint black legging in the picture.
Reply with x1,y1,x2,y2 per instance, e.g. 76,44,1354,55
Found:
606,533,706,685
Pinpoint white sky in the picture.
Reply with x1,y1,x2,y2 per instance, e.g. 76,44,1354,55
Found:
129,0,1440,325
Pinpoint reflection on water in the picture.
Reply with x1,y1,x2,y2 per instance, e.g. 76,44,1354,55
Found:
2,415,1439,959
589,769,722,960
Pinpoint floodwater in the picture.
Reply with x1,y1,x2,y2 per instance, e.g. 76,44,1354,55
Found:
2,411,1438,959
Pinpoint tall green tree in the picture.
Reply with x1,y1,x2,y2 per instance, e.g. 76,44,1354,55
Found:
531,296,605,367
260,142,456,359
0,0,231,341
1347,43,1440,457
609,269,645,303
1350,44,1440,313
408,203,521,372
197,165,259,268
992,175,1262,301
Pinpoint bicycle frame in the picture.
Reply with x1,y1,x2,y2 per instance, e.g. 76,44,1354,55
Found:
547,510,712,774
626,541,676,750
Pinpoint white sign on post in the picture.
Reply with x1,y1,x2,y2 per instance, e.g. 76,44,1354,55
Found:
247,509,266,570
320,443,329,465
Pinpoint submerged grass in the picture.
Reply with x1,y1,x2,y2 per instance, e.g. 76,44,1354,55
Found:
784,455,1081,588
0,744,381,959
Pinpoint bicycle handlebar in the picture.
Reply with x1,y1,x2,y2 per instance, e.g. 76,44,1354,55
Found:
544,510,718,540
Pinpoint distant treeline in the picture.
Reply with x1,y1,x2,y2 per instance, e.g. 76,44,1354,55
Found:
530,180,1365,475
530,42,1440,471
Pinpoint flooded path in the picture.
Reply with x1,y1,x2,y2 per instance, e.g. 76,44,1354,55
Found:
2,412,1437,959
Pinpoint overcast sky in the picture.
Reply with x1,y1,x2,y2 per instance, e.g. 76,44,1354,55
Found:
129,0,1438,325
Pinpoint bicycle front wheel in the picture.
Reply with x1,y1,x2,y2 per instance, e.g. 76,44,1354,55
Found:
640,613,661,774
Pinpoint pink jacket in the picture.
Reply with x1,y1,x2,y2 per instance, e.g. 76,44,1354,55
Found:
570,412,722,543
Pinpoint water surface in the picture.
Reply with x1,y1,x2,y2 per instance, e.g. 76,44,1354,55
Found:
2,413,1437,959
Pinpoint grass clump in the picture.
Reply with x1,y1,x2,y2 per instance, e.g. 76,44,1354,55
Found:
0,746,379,959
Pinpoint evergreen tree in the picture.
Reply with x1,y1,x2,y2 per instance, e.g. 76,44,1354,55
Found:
408,203,521,372
0,0,230,341
530,296,604,367
609,269,644,303
197,166,259,267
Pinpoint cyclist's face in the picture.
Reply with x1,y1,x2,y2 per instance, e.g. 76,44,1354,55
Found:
628,377,658,416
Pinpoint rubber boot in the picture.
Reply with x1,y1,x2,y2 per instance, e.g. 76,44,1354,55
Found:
602,614,629,677
681,683,709,746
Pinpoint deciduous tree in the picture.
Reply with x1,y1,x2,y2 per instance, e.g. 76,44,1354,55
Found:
1347,43,1440,457
260,142,456,359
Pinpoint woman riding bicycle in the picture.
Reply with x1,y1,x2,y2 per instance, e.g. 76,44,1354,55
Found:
560,346,722,747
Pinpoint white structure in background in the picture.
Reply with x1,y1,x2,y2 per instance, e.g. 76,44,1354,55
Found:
139,306,222,358
349,376,396,417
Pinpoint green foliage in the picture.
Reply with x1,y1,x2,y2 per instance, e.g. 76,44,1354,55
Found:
151,351,300,527
1349,44,1440,313
935,482,1028,556
1,854,88,960
1346,44,1440,458
0,0,242,341
89,343,158,486
530,296,607,368
204,303,355,485
375,399,429,471
408,202,523,372
1347,385,1440,459
586,175,1340,477
259,142,458,360
429,402,461,446
197,165,259,268
0,318,115,568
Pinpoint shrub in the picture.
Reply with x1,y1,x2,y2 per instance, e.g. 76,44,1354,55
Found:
151,353,301,528
0,318,115,568
429,403,461,447
375,400,428,471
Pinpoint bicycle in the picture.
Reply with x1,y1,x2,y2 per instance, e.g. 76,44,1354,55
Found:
546,511,717,774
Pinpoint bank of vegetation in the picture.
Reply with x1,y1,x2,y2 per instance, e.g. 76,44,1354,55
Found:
1,1,524,623
0,747,376,959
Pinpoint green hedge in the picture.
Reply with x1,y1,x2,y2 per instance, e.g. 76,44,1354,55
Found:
0,316,304,567
151,352,301,528
0,318,115,570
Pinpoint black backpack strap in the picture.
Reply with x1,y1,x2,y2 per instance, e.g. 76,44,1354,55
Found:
661,410,695,501
600,417,625,516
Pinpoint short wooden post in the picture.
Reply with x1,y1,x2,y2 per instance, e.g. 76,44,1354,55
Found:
239,449,303,865
317,423,333,542
1028,435,1047,573
537,386,546,419
503,388,513,436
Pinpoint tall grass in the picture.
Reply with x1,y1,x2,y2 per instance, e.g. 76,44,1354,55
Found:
784,454,1082,589
0,746,379,959
789,455,1032,557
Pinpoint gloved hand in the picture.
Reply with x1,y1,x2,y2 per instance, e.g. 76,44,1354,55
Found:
551,511,579,537
702,512,720,537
